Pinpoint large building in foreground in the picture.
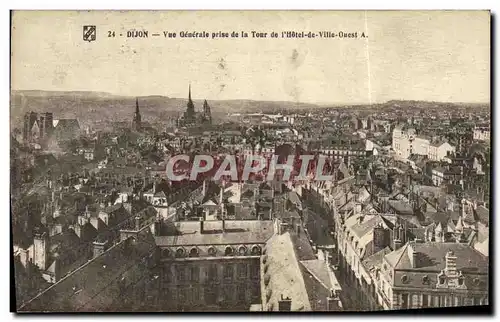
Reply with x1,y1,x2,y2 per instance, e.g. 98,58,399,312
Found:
154,219,270,311
18,209,344,312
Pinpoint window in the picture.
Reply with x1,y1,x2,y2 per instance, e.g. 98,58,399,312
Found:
192,287,200,303
238,263,247,278
251,283,260,301
225,246,234,256
162,249,170,258
208,264,218,281
401,275,408,283
178,287,187,303
250,264,260,279
205,288,216,305
401,293,409,309
223,285,235,303
208,247,217,256
422,294,429,308
189,247,199,257
458,276,464,286
224,264,234,280
177,266,186,282
237,286,246,303
438,274,446,285
176,248,185,258
238,246,247,256
190,266,199,282
164,266,172,283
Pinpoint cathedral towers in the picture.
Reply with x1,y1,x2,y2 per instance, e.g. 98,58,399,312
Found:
177,85,213,127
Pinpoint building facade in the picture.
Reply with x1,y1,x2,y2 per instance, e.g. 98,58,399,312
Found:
153,219,272,311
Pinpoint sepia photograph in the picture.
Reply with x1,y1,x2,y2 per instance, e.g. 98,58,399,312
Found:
9,10,491,313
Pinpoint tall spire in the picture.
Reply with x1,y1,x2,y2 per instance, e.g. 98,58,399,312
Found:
132,97,141,131
186,83,195,116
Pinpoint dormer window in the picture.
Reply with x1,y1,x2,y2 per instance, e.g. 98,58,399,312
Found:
189,247,199,257
238,246,247,256
162,249,170,258
438,273,446,285
175,248,185,258
225,246,234,256
251,245,262,255
458,276,465,286
401,275,408,283
422,275,429,284
208,246,217,256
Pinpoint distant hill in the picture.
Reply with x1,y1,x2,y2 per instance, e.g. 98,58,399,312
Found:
10,90,321,127
382,100,489,109
9,90,489,128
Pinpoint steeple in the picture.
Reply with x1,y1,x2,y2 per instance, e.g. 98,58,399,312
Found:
203,99,212,124
186,84,195,118
132,97,141,131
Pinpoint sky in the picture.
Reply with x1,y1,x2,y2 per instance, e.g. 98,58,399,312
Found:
11,10,490,104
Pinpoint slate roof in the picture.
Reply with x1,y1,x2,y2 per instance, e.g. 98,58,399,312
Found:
19,229,156,312
261,232,311,311
154,220,274,246
386,242,489,290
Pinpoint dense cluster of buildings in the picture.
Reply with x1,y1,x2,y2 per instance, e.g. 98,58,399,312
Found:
11,94,490,312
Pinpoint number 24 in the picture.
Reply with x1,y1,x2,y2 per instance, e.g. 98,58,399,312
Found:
108,31,115,37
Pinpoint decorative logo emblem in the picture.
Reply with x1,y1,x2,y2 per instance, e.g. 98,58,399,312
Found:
83,25,96,42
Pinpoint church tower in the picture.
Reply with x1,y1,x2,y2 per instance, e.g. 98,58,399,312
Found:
202,99,212,124
185,84,195,120
132,97,142,131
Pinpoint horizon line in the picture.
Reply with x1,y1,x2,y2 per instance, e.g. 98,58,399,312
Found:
10,88,491,106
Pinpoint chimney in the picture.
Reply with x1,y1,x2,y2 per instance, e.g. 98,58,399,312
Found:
460,199,466,217
200,217,204,234
123,202,132,214
135,216,141,231
278,295,292,311
410,246,418,268
93,240,108,258
154,218,162,236
445,250,457,276
327,289,341,311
